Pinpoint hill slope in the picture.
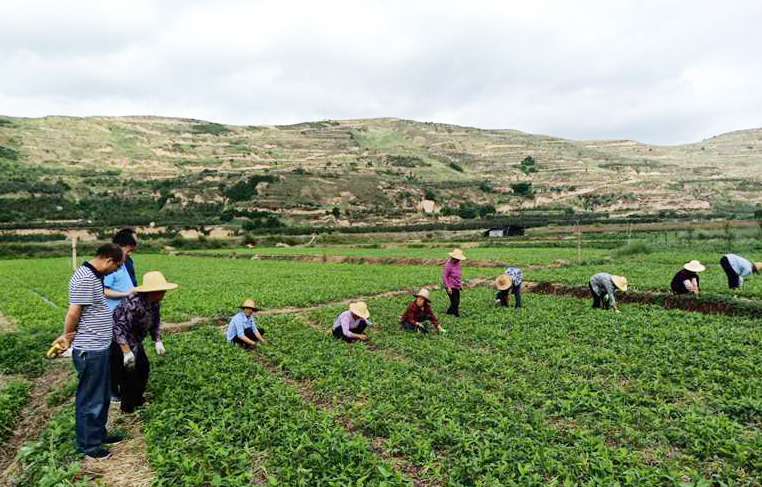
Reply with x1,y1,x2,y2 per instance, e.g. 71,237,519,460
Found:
1,116,761,229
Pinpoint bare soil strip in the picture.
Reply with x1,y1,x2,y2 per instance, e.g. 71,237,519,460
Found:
181,251,564,270
0,309,15,332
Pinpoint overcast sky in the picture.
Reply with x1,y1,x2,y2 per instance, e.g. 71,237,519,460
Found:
1,0,761,144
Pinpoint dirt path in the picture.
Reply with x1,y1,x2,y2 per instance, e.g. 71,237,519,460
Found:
0,309,15,332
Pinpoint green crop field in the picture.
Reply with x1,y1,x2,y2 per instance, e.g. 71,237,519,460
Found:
2,251,762,486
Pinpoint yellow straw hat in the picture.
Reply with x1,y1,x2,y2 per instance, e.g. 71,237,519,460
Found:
684,260,706,273
448,248,466,260
134,271,179,293
349,301,370,320
495,275,513,291
240,299,260,311
612,275,628,292
755,262,762,273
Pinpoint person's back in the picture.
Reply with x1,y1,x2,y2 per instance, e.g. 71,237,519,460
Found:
670,268,699,295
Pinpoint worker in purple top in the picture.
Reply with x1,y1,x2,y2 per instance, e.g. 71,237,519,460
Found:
332,302,371,343
442,248,466,317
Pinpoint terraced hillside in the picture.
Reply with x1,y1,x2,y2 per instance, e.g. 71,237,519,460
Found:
1,115,761,229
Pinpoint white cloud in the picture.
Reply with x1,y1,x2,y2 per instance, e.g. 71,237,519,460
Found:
1,0,761,143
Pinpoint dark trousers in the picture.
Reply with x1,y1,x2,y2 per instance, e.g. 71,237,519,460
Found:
496,286,522,308
110,342,149,414
720,256,741,289
72,347,111,455
232,327,266,350
589,283,603,309
401,321,430,333
333,321,367,343
446,288,461,317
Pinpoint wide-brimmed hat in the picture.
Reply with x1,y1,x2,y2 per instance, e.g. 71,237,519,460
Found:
448,248,466,260
240,299,260,311
349,301,370,320
134,271,179,293
412,288,431,301
755,262,762,273
495,274,513,290
684,260,706,273
612,275,628,292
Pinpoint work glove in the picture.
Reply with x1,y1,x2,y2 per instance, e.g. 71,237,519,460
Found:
123,350,136,370
155,341,166,356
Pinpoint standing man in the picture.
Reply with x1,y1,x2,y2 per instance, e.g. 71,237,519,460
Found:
227,299,267,349
495,266,523,308
105,229,138,310
442,248,466,317
111,271,178,414
589,272,628,312
113,228,138,287
720,254,761,290
51,244,124,460
670,260,705,295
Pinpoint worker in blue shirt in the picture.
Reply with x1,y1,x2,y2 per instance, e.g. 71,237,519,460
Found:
226,299,266,349
720,254,761,289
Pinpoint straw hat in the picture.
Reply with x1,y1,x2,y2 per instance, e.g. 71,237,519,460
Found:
134,271,178,293
611,275,628,292
413,288,431,301
683,260,706,273
755,262,762,273
448,248,466,260
240,299,260,311
349,301,370,320
495,274,513,291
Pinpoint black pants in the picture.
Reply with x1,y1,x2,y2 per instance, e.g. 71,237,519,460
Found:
589,283,604,309
401,321,430,333
720,256,741,289
232,327,266,350
333,321,367,343
446,288,461,317
496,286,522,308
110,342,149,414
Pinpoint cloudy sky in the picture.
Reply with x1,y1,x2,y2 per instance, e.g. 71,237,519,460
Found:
1,0,761,144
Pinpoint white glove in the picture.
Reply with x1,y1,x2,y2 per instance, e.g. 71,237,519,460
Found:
155,341,166,356
123,350,136,370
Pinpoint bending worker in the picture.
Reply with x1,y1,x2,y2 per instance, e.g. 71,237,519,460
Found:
720,254,761,290
111,271,178,414
589,272,628,312
227,299,267,349
670,260,705,295
400,289,445,333
495,266,523,308
333,302,371,343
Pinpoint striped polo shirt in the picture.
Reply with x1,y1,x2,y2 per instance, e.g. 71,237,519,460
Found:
69,262,113,351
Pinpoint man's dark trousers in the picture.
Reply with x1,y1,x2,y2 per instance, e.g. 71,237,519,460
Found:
72,347,111,455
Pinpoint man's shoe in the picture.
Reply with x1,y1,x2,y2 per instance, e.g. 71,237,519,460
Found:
103,434,125,445
85,449,112,460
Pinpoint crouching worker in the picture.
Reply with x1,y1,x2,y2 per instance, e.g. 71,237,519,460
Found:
589,273,627,312
226,299,266,349
111,271,178,413
495,267,523,308
401,289,445,333
720,254,761,290
333,302,371,343
671,260,705,295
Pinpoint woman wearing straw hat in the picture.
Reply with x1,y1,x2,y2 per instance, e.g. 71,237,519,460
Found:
226,299,267,349
442,248,466,317
670,260,706,295
400,288,446,333
111,271,178,413
719,254,761,290
588,272,627,312
495,267,523,308
332,302,371,343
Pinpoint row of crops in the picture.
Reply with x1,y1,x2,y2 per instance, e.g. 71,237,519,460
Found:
1,250,762,486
